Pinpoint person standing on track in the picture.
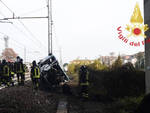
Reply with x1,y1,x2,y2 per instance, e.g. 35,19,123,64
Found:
14,56,25,86
30,60,40,91
0,60,2,86
79,65,89,99
8,62,15,86
20,59,25,85
1,59,10,87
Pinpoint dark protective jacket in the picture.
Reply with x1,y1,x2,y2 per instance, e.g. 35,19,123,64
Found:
9,63,15,75
31,65,40,79
2,64,10,76
79,67,89,86
0,63,2,76
14,62,25,74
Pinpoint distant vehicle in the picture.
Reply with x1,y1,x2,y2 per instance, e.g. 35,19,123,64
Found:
38,54,69,89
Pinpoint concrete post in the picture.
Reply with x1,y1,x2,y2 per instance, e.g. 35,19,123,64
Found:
144,0,150,94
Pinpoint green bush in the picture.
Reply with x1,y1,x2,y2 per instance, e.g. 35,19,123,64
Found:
102,70,145,97
68,61,145,98
88,63,145,98
104,96,144,113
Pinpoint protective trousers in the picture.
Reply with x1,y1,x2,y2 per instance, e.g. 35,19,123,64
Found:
32,78,40,90
81,85,88,99
3,76,10,86
17,73,25,85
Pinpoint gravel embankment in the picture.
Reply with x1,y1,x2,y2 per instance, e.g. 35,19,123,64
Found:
67,80,106,113
0,82,59,113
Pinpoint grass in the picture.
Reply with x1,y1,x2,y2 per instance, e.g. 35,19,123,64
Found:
104,96,144,113
67,71,144,113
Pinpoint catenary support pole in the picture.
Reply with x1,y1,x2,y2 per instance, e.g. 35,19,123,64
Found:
47,0,53,55
144,0,150,94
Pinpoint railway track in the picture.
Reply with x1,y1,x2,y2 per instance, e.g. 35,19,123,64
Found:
57,97,68,113
0,73,31,90
0,73,69,113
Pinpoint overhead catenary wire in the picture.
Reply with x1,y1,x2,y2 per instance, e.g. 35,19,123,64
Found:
0,33,24,59
0,11,43,51
0,12,45,51
0,23,47,62
0,32,41,53
0,0,49,63
7,38,40,62
18,20,47,49
0,32,38,62
0,0,13,15
0,32,24,49
0,10,12,23
0,0,47,51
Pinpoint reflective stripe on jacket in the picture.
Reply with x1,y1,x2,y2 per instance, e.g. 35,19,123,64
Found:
80,82,89,86
3,65,9,76
16,63,24,73
11,72,15,74
80,72,89,86
33,67,40,79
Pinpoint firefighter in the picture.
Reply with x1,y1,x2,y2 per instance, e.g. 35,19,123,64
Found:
0,60,2,86
9,62,15,86
1,59,10,87
14,57,25,85
31,60,40,90
79,65,89,99
20,59,25,85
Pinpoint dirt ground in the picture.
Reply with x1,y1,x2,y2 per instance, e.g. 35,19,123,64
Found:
0,82,59,113
68,96,106,113
0,78,138,113
67,80,108,113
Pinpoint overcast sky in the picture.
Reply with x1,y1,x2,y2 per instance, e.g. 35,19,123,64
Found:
0,0,144,63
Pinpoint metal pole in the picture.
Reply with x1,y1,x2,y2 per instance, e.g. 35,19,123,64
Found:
50,0,53,54
144,0,150,94
48,0,50,55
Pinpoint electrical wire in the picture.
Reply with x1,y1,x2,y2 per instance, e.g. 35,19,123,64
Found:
0,0,48,62
0,32,44,58
0,12,43,51
18,20,47,49
0,0,47,51
0,10,12,23
0,32,39,62
0,32,23,49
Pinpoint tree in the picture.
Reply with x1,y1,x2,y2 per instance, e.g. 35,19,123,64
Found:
135,52,144,69
88,59,108,71
67,63,75,74
1,48,17,62
112,55,122,70
121,62,135,72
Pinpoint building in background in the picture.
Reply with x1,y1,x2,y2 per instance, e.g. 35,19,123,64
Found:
69,52,145,68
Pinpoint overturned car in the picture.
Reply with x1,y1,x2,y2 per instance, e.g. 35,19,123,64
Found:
38,54,69,89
